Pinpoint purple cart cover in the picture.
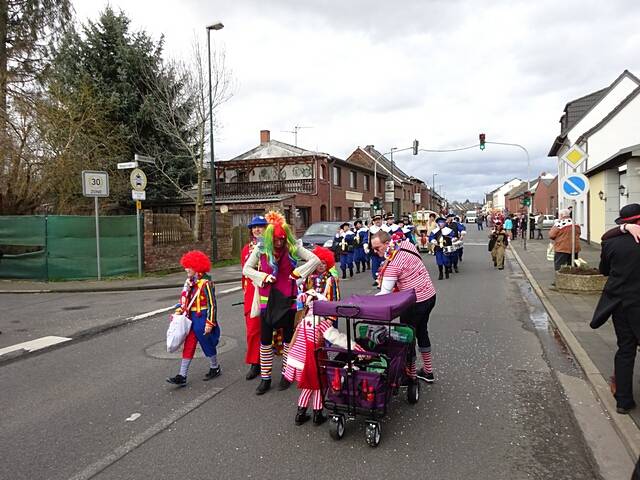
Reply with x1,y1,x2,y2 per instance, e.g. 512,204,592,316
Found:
313,289,417,321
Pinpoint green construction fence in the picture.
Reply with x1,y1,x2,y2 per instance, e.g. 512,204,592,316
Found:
0,215,139,281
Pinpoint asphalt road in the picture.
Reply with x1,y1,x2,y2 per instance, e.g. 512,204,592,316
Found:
1,227,603,480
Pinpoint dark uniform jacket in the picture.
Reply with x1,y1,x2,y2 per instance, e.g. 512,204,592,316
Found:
591,233,640,329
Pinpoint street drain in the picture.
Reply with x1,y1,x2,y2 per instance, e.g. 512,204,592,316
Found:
145,335,238,359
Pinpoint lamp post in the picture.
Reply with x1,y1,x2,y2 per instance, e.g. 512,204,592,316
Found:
206,21,224,260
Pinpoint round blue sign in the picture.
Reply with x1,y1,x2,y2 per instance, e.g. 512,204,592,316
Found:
561,173,590,199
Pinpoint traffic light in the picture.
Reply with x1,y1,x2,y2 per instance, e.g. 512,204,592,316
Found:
412,139,419,155
372,197,380,210
521,191,532,206
479,133,486,150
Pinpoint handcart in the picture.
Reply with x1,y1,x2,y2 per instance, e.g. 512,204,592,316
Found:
313,289,419,447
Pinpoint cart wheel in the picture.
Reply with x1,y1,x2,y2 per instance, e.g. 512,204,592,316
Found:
407,380,420,404
365,421,381,447
329,415,345,441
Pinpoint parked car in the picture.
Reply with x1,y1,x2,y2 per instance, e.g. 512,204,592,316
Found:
301,221,343,253
535,214,556,229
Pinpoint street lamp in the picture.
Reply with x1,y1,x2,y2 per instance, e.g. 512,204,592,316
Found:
206,21,224,260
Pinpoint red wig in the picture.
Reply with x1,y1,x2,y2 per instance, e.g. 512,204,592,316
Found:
313,246,335,270
180,250,211,274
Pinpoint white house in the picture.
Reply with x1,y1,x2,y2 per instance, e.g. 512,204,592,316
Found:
548,70,640,242
489,178,524,211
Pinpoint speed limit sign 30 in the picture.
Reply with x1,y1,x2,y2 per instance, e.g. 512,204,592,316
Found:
82,170,110,197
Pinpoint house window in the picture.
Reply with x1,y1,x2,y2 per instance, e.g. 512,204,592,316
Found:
334,206,342,220
364,175,370,191
332,166,341,186
320,164,326,180
295,207,311,230
349,171,357,189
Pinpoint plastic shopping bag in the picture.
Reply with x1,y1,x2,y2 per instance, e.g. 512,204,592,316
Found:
546,243,554,262
166,313,192,353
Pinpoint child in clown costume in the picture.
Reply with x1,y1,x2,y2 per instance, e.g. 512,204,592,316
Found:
284,290,365,425
242,211,320,395
167,250,220,386
302,246,341,302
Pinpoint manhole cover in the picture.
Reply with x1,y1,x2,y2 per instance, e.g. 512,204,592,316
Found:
145,335,238,359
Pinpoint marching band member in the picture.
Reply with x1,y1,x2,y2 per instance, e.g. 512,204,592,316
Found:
353,219,369,273
429,217,456,280
369,215,384,286
334,222,356,279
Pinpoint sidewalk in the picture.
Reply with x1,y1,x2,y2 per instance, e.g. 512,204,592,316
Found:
0,264,243,294
509,236,640,458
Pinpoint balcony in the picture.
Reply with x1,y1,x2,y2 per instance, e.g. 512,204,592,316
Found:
216,178,315,197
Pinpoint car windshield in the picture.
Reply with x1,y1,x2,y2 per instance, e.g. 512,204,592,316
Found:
304,223,340,236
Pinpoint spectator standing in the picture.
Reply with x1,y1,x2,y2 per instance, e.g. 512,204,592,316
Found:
535,213,544,240
548,209,581,271
591,204,640,414
504,215,513,239
476,213,484,231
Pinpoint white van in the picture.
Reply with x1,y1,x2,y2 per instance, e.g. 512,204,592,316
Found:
465,210,478,224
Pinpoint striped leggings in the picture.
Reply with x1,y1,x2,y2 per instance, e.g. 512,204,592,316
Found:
298,388,323,410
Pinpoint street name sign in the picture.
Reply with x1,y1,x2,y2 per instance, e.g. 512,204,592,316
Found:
117,162,138,170
561,144,588,170
134,154,156,164
130,168,147,191
82,171,109,197
132,190,146,200
561,173,590,200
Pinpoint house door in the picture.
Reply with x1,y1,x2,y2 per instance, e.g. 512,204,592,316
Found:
320,205,327,221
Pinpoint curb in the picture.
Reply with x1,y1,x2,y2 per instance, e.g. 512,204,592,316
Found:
0,286,242,367
0,276,243,294
509,245,640,461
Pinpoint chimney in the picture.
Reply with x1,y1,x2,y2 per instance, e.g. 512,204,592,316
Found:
260,130,270,144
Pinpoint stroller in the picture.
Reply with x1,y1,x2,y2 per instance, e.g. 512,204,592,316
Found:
313,289,419,447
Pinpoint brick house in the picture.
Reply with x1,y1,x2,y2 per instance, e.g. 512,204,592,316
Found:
504,173,558,215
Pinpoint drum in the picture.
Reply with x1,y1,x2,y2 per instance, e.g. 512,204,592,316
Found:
443,245,456,254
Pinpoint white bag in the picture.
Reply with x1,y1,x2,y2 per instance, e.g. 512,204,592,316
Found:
166,313,192,353
546,243,554,262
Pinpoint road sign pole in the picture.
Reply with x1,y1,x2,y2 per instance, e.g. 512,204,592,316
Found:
136,205,142,277
571,199,576,269
94,197,101,281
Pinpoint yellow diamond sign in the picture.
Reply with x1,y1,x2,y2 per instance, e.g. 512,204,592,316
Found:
561,144,588,169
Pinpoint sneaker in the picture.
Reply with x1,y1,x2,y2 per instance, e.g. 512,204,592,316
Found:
245,364,260,380
204,365,221,380
255,379,271,395
372,281,378,287
278,377,292,391
166,374,187,386
416,369,434,383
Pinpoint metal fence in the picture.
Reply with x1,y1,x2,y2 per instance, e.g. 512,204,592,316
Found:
151,213,198,246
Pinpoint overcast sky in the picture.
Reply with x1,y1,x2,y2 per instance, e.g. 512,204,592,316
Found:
73,0,640,202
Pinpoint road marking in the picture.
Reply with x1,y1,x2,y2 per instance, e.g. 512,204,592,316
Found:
125,413,141,422
0,336,71,357
219,285,242,294
69,388,223,480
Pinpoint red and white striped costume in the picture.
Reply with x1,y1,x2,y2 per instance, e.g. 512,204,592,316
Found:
284,292,364,409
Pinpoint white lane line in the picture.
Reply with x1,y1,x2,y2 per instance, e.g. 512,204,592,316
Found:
0,284,243,358
69,388,223,480
0,336,72,356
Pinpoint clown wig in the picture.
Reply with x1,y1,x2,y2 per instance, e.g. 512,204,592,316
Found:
312,246,335,270
261,211,299,273
180,250,211,274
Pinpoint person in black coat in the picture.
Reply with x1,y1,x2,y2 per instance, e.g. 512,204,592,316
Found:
591,203,640,414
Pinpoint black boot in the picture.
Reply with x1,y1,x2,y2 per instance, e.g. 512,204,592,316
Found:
356,264,360,273
313,409,327,425
438,266,443,281
362,261,367,272
256,379,271,395
454,265,459,273
349,267,354,278
295,406,310,426
445,267,450,279
278,376,292,391
341,268,346,279
245,364,260,380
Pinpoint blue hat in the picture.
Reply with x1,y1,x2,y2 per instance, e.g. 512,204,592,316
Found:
436,217,447,223
247,215,268,228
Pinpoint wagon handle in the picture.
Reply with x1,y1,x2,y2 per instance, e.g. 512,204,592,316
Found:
335,304,361,318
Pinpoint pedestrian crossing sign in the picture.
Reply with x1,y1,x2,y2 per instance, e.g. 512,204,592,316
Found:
561,144,588,169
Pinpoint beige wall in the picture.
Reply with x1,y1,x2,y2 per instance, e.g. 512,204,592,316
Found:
588,172,605,245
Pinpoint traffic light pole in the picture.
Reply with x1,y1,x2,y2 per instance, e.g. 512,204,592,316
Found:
485,141,531,251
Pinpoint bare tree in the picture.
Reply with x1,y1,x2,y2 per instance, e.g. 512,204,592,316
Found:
144,38,234,240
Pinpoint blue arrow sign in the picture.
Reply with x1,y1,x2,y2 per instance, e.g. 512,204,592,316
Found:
561,173,590,200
